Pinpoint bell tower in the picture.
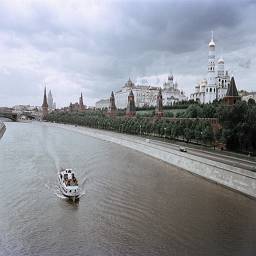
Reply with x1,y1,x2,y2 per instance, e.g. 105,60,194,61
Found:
205,31,216,103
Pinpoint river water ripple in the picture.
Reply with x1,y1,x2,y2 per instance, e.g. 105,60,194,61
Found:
0,122,256,256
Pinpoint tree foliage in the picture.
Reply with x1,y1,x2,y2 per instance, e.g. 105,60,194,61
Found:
47,99,256,154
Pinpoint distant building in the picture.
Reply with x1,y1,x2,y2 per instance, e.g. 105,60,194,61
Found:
69,102,80,112
47,90,56,110
115,78,159,109
115,76,186,109
95,99,110,109
108,91,117,116
162,75,187,105
155,88,163,117
126,90,136,116
79,93,86,111
242,92,256,102
69,93,86,112
42,87,48,120
190,33,230,103
224,76,241,105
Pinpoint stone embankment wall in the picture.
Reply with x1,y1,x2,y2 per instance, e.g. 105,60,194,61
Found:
0,122,6,140
50,123,256,199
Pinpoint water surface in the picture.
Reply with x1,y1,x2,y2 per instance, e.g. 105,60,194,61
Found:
0,122,256,256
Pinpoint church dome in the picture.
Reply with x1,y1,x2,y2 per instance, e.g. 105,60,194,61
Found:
218,57,224,64
209,40,215,47
168,75,173,81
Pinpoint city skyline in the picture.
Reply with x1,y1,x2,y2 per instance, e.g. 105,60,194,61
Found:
0,0,256,107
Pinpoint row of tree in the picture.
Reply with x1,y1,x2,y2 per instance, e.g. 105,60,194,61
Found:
47,99,256,154
47,111,215,145
177,100,256,152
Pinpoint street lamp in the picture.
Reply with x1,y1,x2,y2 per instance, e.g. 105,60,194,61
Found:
164,127,166,140
140,125,142,136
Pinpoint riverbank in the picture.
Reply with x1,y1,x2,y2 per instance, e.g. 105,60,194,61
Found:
0,121,6,140
44,122,256,199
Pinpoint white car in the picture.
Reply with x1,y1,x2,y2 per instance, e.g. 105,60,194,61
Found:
179,146,187,152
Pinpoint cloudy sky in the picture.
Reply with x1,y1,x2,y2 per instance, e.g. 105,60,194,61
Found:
0,0,255,107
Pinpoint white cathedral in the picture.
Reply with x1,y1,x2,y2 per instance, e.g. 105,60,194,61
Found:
114,76,187,109
190,33,230,103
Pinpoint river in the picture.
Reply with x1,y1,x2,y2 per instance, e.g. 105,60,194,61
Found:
0,122,256,256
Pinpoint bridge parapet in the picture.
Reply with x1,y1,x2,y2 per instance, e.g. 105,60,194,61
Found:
0,112,17,121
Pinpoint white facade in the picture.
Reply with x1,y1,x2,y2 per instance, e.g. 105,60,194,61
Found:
242,93,256,102
47,90,56,109
95,99,110,109
162,75,187,105
190,34,230,103
115,77,187,109
115,78,159,109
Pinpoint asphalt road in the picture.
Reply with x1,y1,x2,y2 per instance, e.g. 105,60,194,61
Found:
95,129,256,173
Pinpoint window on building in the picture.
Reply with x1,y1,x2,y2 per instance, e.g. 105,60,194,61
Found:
210,88,212,92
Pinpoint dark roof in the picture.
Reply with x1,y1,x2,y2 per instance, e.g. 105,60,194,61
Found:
226,77,239,97
158,88,162,96
129,89,134,97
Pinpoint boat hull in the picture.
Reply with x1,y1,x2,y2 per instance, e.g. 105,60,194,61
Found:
58,174,80,201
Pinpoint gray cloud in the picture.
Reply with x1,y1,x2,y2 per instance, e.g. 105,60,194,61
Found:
0,0,255,107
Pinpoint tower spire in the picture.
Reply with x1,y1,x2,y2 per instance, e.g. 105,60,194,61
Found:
42,86,48,108
42,86,48,120
79,92,85,111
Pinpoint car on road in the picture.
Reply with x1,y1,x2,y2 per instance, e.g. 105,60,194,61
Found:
179,146,187,152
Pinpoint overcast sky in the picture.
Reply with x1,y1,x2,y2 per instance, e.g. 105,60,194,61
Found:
0,0,255,107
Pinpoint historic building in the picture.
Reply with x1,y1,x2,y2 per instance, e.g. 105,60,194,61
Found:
95,99,110,109
224,76,241,105
126,90,136,116
47,90,56,110
162,75,187,105
79,93,86,111
114,76,187,109
190,33,230,103
242,92,256,102
69,93,86,112
42,87,48,120
155,88,163,117
108,91,117,116
115,78,158,109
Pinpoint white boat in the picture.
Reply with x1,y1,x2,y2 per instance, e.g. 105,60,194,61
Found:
58,168,80,201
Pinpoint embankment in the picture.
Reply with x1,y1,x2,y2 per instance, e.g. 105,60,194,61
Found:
0,122,6,140
46,122,256,199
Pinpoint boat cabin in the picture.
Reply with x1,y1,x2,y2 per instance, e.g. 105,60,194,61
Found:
60,169,78,186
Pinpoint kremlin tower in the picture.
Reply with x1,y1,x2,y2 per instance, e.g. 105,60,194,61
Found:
79,92,86,111
224,76,241,105
42,87,48,120
126,90,136,116
108,91,117,116
155,88,163,117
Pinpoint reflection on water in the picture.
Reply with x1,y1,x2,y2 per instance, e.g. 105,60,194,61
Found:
0,122,256,256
